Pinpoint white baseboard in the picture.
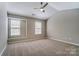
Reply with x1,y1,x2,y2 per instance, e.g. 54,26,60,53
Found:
50,38,79,47
0,45,7,56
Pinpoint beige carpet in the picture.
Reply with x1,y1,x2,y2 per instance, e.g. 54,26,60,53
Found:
6,39,79,56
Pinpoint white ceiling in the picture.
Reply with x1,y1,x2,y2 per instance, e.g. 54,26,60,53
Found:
49,2,79,11
7,2,79,20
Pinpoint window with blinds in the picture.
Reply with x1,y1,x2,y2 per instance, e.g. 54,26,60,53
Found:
10,20,20,36
35,21,42,34
8,17,26,38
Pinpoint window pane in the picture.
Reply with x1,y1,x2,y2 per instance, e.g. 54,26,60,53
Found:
35,28,41,34
11,29,20,36
35,21,42,34
11,20,20,28
35,21,41,28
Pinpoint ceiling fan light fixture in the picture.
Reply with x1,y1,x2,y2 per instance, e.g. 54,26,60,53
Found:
40,8,44,12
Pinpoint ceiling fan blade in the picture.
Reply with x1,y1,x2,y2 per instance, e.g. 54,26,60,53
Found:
34,8,39,9
41,2,48,9
41,2,43,5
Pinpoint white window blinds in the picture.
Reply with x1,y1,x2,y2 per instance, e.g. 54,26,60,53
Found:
8,17,26,38
10,20,20,36
35,21,42,34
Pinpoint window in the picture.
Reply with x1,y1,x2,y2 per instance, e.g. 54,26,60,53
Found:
9,18,21,36
35,21,42,34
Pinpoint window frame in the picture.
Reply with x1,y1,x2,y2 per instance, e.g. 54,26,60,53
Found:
35,21,42,35
8,17,21,37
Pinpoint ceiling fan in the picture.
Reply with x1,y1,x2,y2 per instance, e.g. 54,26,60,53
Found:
34,2,48,12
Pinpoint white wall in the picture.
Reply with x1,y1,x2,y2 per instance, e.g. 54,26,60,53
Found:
47,8,79,45
0,3,8,55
